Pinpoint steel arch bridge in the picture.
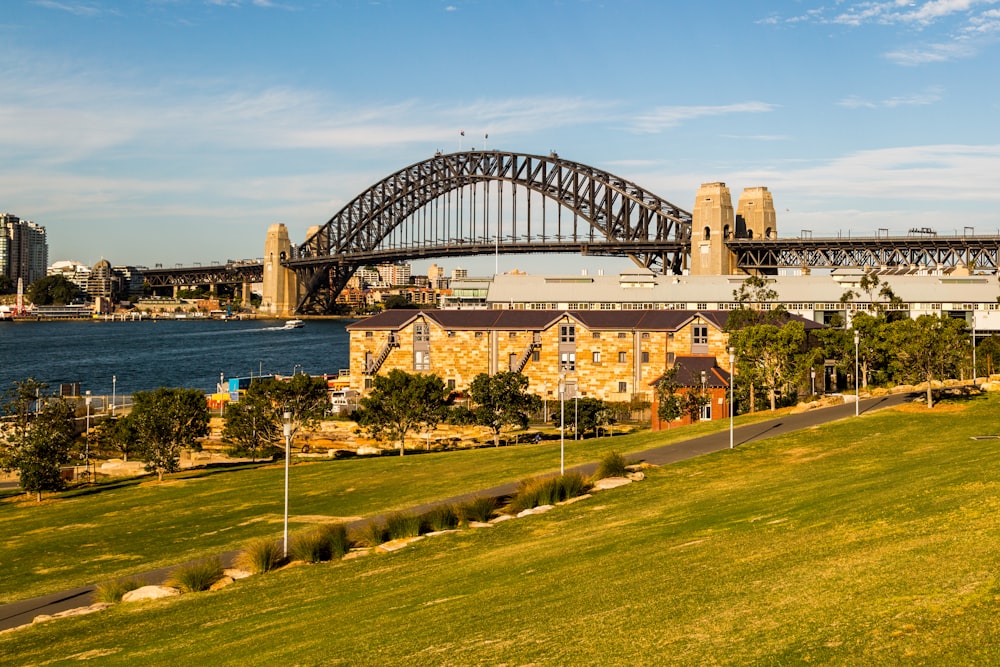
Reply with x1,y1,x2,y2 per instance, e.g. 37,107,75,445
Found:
287,151,693,314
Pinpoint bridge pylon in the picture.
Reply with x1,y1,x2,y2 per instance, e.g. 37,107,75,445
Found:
691,182,777,276
261,223,300,317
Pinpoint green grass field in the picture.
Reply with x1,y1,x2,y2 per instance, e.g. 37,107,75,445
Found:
0,416,747,604
3,396,1000,664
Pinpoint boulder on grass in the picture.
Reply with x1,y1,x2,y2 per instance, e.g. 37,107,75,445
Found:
121,586,181,603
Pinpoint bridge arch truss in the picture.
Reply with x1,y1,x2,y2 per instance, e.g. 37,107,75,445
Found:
288,151,692,313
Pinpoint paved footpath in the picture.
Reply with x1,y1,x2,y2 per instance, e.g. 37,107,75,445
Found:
0,392,912,632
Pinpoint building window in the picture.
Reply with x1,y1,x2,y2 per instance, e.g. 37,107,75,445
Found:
697,303,708,310
475,331,483,338
365,331,373,338
593,351,601,364
592,332,601,339
667,352,675,364
693,325,709,345
560,325,576,343
364,378,373,390
447,331,456,337
618,332,627,339
560,352,576,371
414,323,430,343
641,351,649,364
532,350,540,362
618,381,627,393
641,332,650,339
618,351,627,364
447,379,456,391
414,350,430,370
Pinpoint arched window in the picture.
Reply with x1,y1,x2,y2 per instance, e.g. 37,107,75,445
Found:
703,226,711,240
765,227,772,239
746,229,754,239
723,224,731,239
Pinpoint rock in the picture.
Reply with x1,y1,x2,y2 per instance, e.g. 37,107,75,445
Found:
467,521,493,528
592,477,632,491
121,585,181,603
224,568,252,580
376,535,424,553
209,576,234,591
489,514,515,523
355,446,382,457
557,494,592,506
626,471,645,481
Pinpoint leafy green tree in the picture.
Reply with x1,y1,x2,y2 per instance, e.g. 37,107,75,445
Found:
0,275,13,294
573,396,613,438
94,415,139,462
891,315,970,408
0,379,76,501
256,373,330,446
130,387,210,481
976,334,1000,377
730,321,806,411
358,369,450,455
468,371,539,447
382,294,418,310
222,387,280,460
27,275,83,306
682,388,710,424
655,368,683,427
726,275,786,331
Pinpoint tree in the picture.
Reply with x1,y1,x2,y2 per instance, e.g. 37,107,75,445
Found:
358,370,449,455
726,275,786,331
573,396,613,438
468,371,539,447
682,388,710,424
730,321,806,411
27,275,83,306
891,315,970,408
0,275,13,295
222,386,281,461
655,368,683,427
382,294,418,310
256,374,330,447
130,387,210,481
0,379,76,501
94,415,139,462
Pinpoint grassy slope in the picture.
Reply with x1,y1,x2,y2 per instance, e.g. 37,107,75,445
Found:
3,395,1000,664
0,417,752,603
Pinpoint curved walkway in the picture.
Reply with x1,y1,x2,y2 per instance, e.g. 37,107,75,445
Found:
0,392,911,632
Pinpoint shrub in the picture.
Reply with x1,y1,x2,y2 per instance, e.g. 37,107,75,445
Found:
594,450,628,479
290,523,351,562
421,504,459,532
385,511,422,540
236,537,285,574
507,473,590,514
354,520,386,548
167,557,224,593
459,496,497,523
94,577,144,604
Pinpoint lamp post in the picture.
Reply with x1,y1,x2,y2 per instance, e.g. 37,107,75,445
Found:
84,391,92,482
282,410,291,559
810,367,816,396
854,330,860,417
700,370,707,422
729,347,735,450
574,393,578,441
111,375,117,417
558,374,565,475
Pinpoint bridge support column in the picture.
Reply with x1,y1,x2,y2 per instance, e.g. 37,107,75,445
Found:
691,182,736,275
260,223,300,317
242,280,252,309
736,186,777,241
173,285,179,298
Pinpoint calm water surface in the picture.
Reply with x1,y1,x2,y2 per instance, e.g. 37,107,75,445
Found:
0,318,353,396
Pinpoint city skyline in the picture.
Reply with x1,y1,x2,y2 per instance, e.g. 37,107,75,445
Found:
2,0,999,276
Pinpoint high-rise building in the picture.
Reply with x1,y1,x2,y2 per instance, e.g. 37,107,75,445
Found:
1,213,48,285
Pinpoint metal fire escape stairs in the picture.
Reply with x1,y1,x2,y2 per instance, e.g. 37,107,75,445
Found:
366,333,399,375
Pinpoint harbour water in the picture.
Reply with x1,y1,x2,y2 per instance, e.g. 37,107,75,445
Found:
0,318,353,397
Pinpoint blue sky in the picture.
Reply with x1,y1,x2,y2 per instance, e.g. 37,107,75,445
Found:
2,0,999,276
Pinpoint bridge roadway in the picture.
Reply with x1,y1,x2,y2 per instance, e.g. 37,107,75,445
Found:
0,391,911,632
148,232,1000,290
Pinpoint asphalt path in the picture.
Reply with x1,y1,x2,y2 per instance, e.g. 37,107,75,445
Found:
0,392,913,632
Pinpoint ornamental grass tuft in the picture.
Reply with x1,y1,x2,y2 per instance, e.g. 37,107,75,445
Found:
354,520,387,548
385,511,422,540
593,450,629,480
235,537,285,574
290,523,351,562
458,496,498,523
166,557,224,593
93,577,144,604
420,504,459,532
507,472,590,514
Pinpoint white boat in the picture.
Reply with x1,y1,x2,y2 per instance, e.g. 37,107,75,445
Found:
282,319,304,329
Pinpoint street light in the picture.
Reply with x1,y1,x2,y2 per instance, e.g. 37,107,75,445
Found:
700,370,707,422
810,367,816,396
111,375,117,417
282,410,291,559
574,393,578,441
854,330,860,417
84,391,92,482
729,347,735,450
558,374,566,475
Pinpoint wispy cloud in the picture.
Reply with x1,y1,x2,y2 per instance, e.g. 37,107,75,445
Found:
630,102,777,133
837,87,944,108
31,0,119,16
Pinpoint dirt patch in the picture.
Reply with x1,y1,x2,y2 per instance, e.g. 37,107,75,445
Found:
892,402,968,414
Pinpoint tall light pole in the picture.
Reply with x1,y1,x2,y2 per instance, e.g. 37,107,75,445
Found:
559,378,566,472
700,370,707,421
574,393,578,441
85,391,92,482
111,375,117,417
282,410,291,559
854,330,860,417
729,347,735,449
810,367,816,396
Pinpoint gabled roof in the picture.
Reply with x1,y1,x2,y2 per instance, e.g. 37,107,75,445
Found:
344,309,424,330
650,356,731,389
